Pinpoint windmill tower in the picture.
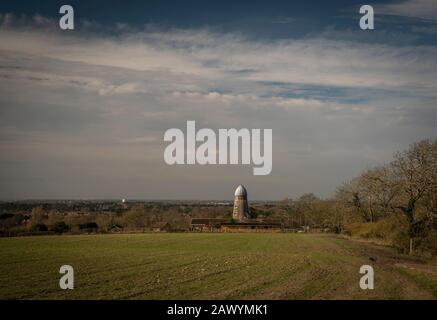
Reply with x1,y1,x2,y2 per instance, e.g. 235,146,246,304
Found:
232,185,250,221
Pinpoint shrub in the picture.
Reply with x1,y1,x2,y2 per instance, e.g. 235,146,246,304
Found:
50,221,70,234
414,228,437,257
31,224,48,232
344,215,409,248
79,222,98,230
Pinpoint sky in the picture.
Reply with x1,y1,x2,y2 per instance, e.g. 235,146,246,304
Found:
0,0,436,200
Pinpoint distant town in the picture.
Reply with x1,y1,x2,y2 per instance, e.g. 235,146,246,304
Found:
0,196,311,236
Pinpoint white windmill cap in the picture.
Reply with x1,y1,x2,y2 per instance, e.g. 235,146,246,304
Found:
234,185,247,196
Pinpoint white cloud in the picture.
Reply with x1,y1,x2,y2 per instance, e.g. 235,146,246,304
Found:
0,16,436,199
1,23,436,96
378,0,437,20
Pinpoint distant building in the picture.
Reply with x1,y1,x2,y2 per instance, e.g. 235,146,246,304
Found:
109,224,123,233
221,221,282,232
151,221,171,232
232,185,250,221
189,184,283,233
190,218,227,232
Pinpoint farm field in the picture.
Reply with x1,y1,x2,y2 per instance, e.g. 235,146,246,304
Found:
0,233,435,300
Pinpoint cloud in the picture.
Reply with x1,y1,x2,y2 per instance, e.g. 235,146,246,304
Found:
378,0,437,21
118,136,158,144
1,17,437,95
0,14,436,199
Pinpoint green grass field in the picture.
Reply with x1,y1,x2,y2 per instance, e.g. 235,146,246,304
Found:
0,233,435,299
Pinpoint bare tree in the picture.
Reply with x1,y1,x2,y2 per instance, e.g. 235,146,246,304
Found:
391,139,437,254
359,166,398,222
29,206,45,229
336,178,370,222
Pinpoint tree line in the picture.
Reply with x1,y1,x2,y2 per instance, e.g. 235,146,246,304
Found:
271,139,435,256
335,139,436,255
0,140,435,256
